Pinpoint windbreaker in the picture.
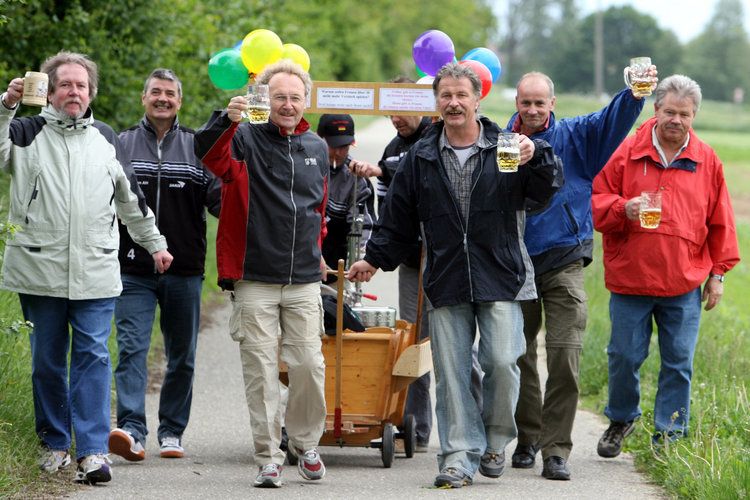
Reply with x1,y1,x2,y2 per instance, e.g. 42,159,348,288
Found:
364,117,561,308
194,111,328,289
507,88,644,274
118,116,221,276
592,117,740,296
0,103,166,299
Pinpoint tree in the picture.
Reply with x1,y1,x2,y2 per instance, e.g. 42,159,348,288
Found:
554,6,682,95
679,0,750,102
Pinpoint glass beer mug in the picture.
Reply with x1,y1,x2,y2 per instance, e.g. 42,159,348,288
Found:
496,132,520,173
244,84,270,124
624,57,656,98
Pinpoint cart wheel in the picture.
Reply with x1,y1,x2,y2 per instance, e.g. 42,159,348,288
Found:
381,423,395,468
286,449,298,466
401,414,417,458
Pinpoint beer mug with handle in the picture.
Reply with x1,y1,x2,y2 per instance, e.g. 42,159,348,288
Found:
496,132,520,173
243,84,270,124
639,191,662,229
624,57,656,98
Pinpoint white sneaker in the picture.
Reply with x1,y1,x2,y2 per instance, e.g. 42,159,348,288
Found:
39,448,71,473
296,448,326,480
74,454,112,484
160,436,184,458
254,463,283,488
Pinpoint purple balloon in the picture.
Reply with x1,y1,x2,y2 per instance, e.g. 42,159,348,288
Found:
412,30,455,77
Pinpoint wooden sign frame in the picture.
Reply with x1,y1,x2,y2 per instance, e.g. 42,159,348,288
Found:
307,81,439,116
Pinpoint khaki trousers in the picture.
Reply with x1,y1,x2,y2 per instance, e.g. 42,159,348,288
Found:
230,281,326,466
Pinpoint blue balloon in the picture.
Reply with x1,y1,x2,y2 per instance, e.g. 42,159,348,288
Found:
461,47,502,83
232,40,243,51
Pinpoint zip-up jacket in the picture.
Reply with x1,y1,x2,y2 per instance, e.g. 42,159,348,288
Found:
507,88,644,275
194,111,328,289
364,117,561,308
118,116,221,276
592,117,739,296
377,117,432,268
0,103,166,299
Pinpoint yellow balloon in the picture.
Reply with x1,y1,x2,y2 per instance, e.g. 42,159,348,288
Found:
280,43,311,72
240,29,283,74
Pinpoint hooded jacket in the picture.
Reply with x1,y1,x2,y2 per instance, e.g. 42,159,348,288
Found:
194,111,328,290
364,116,561,308
0,104,166,299
592,117,739,296
118,116,221,276
507,88,644,275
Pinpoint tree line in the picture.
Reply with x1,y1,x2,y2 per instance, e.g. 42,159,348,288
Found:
0,0,746,133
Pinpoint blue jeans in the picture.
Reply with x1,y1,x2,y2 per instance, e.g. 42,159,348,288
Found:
113,274,203,445
605,289,702,434
430,301,525,477
19,294,114,460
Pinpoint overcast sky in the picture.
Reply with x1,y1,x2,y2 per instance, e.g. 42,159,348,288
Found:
576,0,750,43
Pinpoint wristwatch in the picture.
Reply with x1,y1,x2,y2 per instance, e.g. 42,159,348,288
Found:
709,274,725,282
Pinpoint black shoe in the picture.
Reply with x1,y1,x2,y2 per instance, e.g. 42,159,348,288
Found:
280,426,288,452
542,456,570,480
511,443,538,468
597,420,635,458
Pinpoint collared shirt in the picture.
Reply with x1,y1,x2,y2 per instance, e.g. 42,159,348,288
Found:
652,123,690,167
438,119,491,224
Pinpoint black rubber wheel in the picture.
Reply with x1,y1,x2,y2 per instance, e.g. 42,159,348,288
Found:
381,423,395,468
401,414,417,458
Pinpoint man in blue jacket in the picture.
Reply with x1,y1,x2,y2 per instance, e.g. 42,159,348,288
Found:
349,63,561,488
506,67,656,480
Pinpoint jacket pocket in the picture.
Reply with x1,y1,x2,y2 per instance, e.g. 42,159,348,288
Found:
86,229,118,254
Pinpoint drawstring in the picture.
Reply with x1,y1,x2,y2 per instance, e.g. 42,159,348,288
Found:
643,159,647,176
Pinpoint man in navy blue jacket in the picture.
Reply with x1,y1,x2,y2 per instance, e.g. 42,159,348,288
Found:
506,66,656,480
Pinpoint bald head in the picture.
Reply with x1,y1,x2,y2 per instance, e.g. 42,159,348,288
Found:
515,72,556,136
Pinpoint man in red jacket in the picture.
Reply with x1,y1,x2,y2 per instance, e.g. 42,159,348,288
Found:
592,74,740,458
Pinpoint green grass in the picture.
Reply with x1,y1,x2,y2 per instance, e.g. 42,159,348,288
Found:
1,89,749,497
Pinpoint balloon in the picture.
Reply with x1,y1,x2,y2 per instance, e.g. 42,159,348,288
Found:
240,29,283,74
412,29,455,77
461,47,502,83
280,43,310,72
232,40,243,51
416,75,434,85
416,66,426,78
459,59,492,99
208,48,249,90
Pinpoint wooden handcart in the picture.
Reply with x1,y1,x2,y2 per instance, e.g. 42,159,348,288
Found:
280,260,431,467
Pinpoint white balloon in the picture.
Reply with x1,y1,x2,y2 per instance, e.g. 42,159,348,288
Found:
417,76,434,85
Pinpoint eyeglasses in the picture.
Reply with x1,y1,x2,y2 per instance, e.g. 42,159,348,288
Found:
271,94,304,105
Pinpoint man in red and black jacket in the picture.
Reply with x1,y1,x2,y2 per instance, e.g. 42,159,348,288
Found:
194,60,328,489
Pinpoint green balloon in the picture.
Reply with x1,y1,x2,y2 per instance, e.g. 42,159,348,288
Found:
208,48,249,90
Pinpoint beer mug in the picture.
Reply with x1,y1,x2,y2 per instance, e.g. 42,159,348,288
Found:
243,84,270,124
639,191,662,229
624,57,655,98
22,71,48,107
496,132,520,173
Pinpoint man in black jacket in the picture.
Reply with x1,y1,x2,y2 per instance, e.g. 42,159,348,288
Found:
193,60,329,488
348,63,561,488
109,69,221,463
